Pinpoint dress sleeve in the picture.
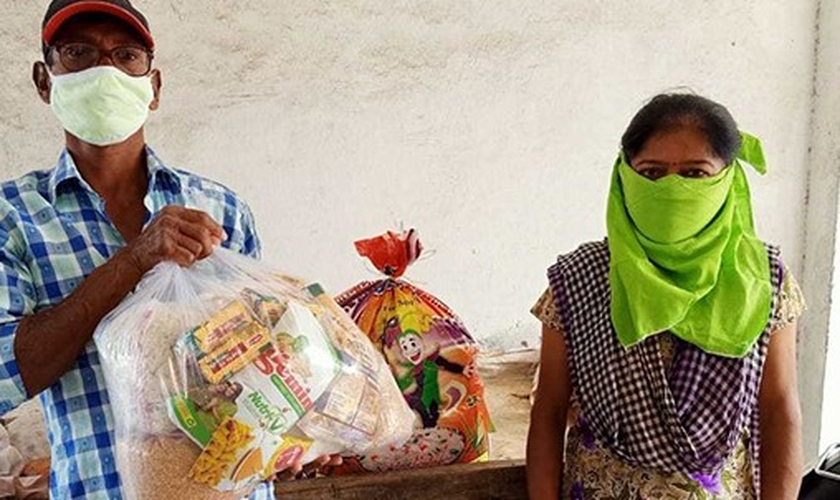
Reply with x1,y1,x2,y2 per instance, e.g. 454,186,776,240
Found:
770,265,806,333
0,227,36,415
531,287,564,332
529,288,567,404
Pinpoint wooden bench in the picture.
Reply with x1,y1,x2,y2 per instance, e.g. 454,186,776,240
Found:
274,459,527,499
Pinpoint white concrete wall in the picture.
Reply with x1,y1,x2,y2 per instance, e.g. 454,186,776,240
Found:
0,0,827,456
813,0,840,456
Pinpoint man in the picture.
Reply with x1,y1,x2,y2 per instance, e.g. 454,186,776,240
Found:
0,1,331,498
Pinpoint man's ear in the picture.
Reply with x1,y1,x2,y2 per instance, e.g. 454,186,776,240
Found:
149,69,162,111
32,62,51,104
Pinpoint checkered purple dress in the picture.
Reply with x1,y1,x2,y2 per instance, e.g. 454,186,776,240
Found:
547,240,783,497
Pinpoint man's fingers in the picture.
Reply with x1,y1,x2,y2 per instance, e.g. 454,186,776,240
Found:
155,206,223,244
175,232,204,259
171,247,197,267
177,224,216,258
130,207,226,272
172,208,224,239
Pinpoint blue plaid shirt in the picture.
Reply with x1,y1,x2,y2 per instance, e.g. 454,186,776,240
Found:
0,147,274,499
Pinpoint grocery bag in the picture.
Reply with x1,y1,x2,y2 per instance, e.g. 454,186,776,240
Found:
94,249,413,499
330,229,493,473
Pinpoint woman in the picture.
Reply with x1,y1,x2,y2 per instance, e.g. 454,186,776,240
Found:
527,93,804,499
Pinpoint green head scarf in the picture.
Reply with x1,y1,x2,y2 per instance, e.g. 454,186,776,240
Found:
606,132,771,358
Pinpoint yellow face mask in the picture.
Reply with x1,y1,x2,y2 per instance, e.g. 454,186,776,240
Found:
49,66,153,146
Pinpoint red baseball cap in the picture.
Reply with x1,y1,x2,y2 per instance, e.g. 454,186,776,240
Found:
42,0,154,49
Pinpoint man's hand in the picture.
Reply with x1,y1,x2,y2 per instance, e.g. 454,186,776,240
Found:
275,455,343,481
125,206,224,272
14,205,223,396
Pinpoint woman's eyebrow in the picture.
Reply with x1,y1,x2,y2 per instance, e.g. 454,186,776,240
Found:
634,159,717,166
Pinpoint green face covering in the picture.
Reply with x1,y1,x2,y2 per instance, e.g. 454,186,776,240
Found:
620,162,735,243
606,133,772,358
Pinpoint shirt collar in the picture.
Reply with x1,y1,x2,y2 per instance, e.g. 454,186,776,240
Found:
47,149,83,202
47,146,183,203
145,146,183,193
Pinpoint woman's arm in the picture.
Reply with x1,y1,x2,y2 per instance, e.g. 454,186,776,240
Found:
527,323,572,499
758,320,803,499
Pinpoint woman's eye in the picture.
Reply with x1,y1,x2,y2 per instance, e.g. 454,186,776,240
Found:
682,169,710,178
639,168,665,180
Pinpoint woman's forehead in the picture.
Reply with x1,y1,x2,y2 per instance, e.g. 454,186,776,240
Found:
640,127,714,156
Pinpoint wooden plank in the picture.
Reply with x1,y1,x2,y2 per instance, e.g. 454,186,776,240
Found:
274,460,527,499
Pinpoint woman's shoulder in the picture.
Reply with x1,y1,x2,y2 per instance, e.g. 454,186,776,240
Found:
771,263,807,332
553,239,609,267
735,240,804,331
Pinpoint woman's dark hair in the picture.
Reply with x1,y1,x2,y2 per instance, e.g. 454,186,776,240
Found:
621,93,742,164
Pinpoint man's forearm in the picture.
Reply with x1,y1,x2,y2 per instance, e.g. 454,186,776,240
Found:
14,249,144,396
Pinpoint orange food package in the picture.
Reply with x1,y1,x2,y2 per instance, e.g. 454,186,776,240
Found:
330,229,493,474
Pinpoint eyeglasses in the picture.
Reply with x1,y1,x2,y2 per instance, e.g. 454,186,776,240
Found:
48,42,154,77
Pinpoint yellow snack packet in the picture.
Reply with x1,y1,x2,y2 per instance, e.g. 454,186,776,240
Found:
193,301,252,353
198,322,271,383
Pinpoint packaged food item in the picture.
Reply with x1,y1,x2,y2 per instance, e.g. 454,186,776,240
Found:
94,249,414,499
330,229,494,475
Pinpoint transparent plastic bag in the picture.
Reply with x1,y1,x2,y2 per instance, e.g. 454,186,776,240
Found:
94,249,413,500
